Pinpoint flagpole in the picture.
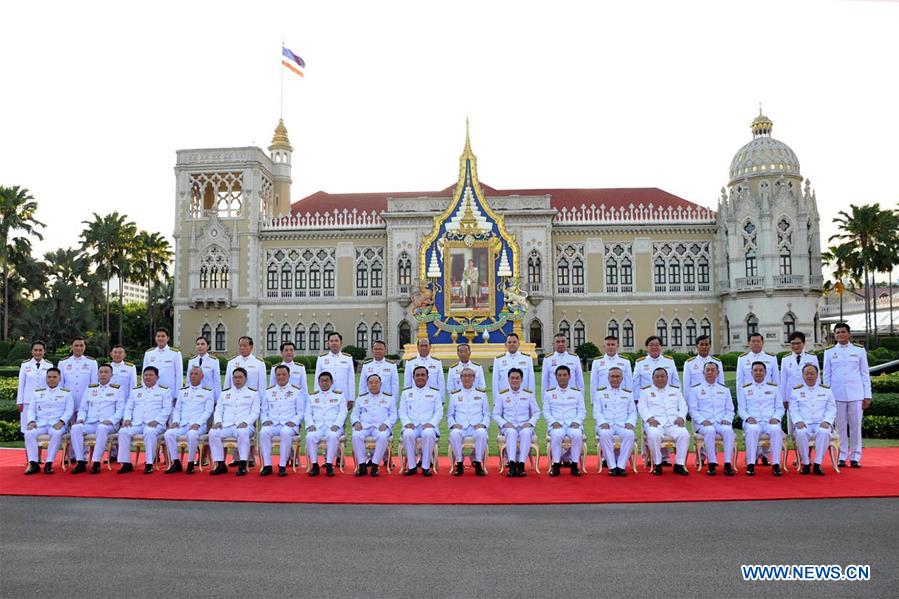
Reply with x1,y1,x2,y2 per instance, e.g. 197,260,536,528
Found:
279,40,284,119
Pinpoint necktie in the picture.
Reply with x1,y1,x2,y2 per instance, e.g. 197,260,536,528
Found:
35,361,41,369
199,357,203,367
796,354,801,365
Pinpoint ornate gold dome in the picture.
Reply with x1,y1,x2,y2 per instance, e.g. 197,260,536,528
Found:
268,119,293,151
750,109,774,137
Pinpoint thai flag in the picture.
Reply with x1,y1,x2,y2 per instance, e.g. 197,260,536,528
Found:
282,46,305,78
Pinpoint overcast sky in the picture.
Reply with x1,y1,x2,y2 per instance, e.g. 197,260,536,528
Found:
2,0,897,278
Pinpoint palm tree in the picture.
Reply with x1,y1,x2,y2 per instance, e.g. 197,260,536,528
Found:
0,186,45,339
131,231,173,346
821,244,857,322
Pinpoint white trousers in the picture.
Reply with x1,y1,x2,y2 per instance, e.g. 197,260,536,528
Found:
835,401,863,463
743,422,783,465
449,426,488,463
644,423,690,466
351,427,391,465
549,426,584,463
597,425,635,469
209,426,255,462
501,425,535,463
24,425,67,462
163,424,209,463
70,422,118,462
793,423,833,465
117,424,166,464
401,425,437,470
259,424,298,467
694,423,736,464
306,428,341,464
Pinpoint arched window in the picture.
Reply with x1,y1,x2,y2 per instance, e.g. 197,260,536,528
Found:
683,259,695,286
698,257,710,290
294,323,306,351
281,323,291,345
295,265,307,297
573,320,586,348
397,252,412,287
656,318,668,347
266,324,278,352
743,220,758,279
671,319,683,348
622,319,635,349
779,252,792,275
355,247,383,297
654,258,667,286
200,266,209,289
200,246,229,289
744,249,758,278
686,319,698,346
608,319,619,340
200,323,212,345
557,258,570,289
281,264,292,296
621,259,633,286
356,322,368,350
266,263,277,293
669,262,681,285
323,322,335,341
322,264,335,295
309,266,321,294
529,318,543,349
558,320,571,346
746,314,759,339
215,323,226,352
571,259,585,290
398,321,412,348
371,263,383,295
356,263,368,293
309,324,320,351
701,318,712,341
371,322,383,344
527,251,542,288
783,312,796,342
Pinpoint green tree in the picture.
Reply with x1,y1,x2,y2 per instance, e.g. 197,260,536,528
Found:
821,244,858,322
0,186,45,339
130,230,173,346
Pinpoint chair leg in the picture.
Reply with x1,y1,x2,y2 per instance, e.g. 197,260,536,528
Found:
597,442,603,474
533,443,541,474
695,439,703,472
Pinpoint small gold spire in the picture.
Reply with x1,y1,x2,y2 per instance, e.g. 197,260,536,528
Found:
750,107,773,137
268,118,293,151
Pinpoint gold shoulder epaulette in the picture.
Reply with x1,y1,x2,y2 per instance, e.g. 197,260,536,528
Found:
635,356,646,363
545,386,557,392
450,361,460,368
362,358,373,364
21,359,30,364
572,386,583,392
597,386,608,391
852,342,864,348
742,383,752,387
248,387,256,392
499,389,510,394
470,361,481,367
310,390,319,395
124,361,134,367
765,351,776,357
332,389,342,394
386,359,396,365
86,356,96,361
766,382,778,387
622,388,632,393
34,387,46,392
359,392,370,397
685,356,696,362
402,386,412,391
341,351,352,357
202,386,212,391
641,385,651,389
825,344,834,350
523,388,533,393
567,351,578,357
181,385,189,390
291,384,302,390
61,388,71,392
267,385,275,390
821,384,830,389
738,351,748,357
133,385,142,390
160,385,169,389
88,384,99,388
663,354,673,359
451,389,462,394
110,383,120,389
495,352,506,359
476,386,486,392
692,383,701,387
429,386,440,392
319,352,328,357
383,391,392,396
170,346,180,352
793,384,802,389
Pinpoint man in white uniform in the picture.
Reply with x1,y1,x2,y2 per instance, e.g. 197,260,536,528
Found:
493,368,539,477
633,336,679,465
23,367,73,475
269,341,309,392
59,337,99,413
403,337,445,404
209,368,260,477
737,361,784,477
304,371,347,477
163,366,214,474
446,342,485,395
69,364,124,474
187,336,222,400
350,373,396,477
736,332,780,465
142,328,183,401
109,345,138,403
259,364,306,477
780,331,819,408
447,368,490,476
225,336,267,403
492,333,535,400
681,335,724,391
687,361,735,476
823,322,872,468
117,366,173,475
594,367,637,477
590,336,634,403
639,367,690,476
791,363,837,475
314,332,356,408
543,333,584,393
399,366,443,476
544,365,586,477
358,340,400,399
17,340,53,433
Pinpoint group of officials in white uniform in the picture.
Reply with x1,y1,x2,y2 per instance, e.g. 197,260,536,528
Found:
19,321,872,478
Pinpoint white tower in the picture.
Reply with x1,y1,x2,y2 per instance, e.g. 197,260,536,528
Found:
268,119,293,217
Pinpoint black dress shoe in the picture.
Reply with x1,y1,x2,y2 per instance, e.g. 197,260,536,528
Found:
517,462,526,477
90,462,101,474
117,463,133,474
144,464,154,474
772,464,782,477
309,463,320,477
800,464,811,475
838,460,846,468
608,467,618,477
707,463,717,476
404,467,418,476
369,463,379,477
652,465,663,476
260,465,273,477
236,461,248,476
570,464,582,477
24,461,39,475
355,463,368,477
421,468,432,477
43,462,54,475
324,463,335,477
760,456,770,466
228,460,240,468
453,462,464,477
278,466,287,477
850,461,861,468
746,464,755,476
71,461,87,474
661,461,672,468
165,459,182,474
473,461,486,477
210,462,228,475
185,462,196,475
813,464,825,476
549,463,561,477
723,463,734,476
617,467,627,477
600,459,608,469
673,465,689,476
506,461,517,478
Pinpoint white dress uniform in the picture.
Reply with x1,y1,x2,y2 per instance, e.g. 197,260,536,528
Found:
269,360,309,394
70,383,125,462
403,354,445,403
736,351,779,388
543,385,587,464
638,384,690,466
446,360,486,395
823,342,871,463
209,385,261,462
59,354,99,413
117,384,173,464
314,351,356,405
109,360,138,402
24,385,74,463
542,351,584,394
687,380,736,465
493,387,539,464
163,384,214,463
447,386,491,464
789,383,837,466
399,384,443,470
259,384,306,468
593,385,637,470
632,354,679,402
358,358,400,399
17,358,53,432
492,352,535,401
142,345,183,400
350,391,397,466
590,353,634,405
187,354,222,399
681,355,724,392
304,388,347,464
779,351,819,405
737,380,784,465
224,354,267,403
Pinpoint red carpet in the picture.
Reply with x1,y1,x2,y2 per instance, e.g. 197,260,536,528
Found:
1,448,896,505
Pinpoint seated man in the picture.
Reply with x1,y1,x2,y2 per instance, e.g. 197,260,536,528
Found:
24,367,73,475
593,366,636,477
543,365,586,477
350,374,396,477
639,367,690,476
70,364,124,474
259,365,306,477
687,361,736,476
304,371,347,477
117,366,173,474
737,361,784,477
209,367,261,476
493,368,539,477
447,368,490,477
164,366,214,475
399,366,443,477
790,363,837,476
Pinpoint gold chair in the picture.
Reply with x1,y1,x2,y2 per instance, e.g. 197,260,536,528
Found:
742,431,789,473
296,434,347,473
33,432,70,472
496,432,540,474
446,434,488,474
790,429,841,473
595,433,639,474
162,433,211,472
544,432,587,474
693,432,737,472
255,430,299,473
352,435,393,474
117,432,165,470
397,436,439,474
641,433,687,470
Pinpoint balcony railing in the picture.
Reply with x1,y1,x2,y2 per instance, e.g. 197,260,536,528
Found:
735,276,764,290
773,274,805,288
190,288,232,307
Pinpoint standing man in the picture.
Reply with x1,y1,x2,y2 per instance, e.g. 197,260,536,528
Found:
736,333,779,388
117,366,173,475
639,368,690,476
224,336,267,403
688,362,736,476
780,332,819,403
59,337,99,413
314,332,355,408
259,365,305,477
591,336,634,411
187,336,222,400
23,367,73,475
544,365,586,477
69,364,124,474
403,337,445,404
163,366,214,475
593,367,637,477
737,362,784,477
791,363,837,475
17,340,53,434
358,340,400,400
350,373,396,477
492,333,535,400
446,342,485,395
399,366,443,477
304,371,347,477
681,334,724,391
447,368,490,477
823,322,872,468
142,328,183,401
209,368,260,477
543,332,584,393
109,345,138,403
462,258,479,308
269,341,308,393
493,368,539,477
